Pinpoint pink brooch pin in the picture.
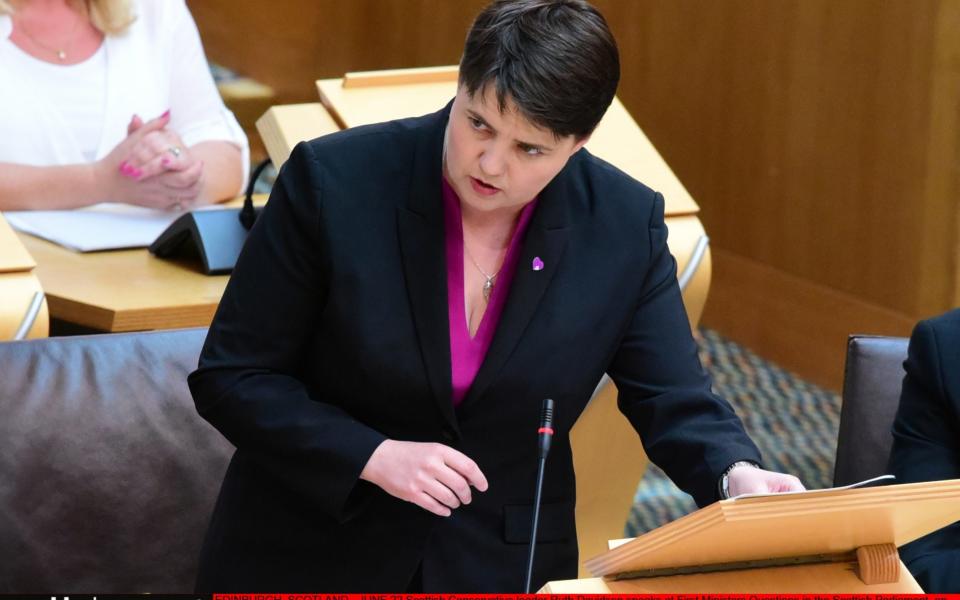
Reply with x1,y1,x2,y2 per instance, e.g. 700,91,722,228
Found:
532,257,544,271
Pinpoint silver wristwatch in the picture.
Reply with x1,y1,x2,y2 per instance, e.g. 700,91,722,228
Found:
719,460,760,499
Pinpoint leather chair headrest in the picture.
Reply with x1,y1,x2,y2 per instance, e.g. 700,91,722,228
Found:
0,328,233,593
834,335,909,487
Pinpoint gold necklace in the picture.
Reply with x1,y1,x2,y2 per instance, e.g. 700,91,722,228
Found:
15,9,84,62
464,244,504,302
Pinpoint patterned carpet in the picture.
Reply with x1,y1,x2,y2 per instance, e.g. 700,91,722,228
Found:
626,327,842,536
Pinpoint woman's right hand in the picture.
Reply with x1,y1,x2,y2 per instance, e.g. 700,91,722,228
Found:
360,439,489,517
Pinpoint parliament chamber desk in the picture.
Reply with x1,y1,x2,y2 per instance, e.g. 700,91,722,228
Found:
19,233,226,332
0,214,48,339
14,196,266,333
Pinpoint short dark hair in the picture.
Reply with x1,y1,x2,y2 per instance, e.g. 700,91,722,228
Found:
459,0,620,139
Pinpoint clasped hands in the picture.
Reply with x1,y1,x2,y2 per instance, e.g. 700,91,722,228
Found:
94,110,204,211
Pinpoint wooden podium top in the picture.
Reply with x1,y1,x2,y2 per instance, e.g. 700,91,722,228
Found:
256,103,340,169
584,479,960,578
316,66,700,217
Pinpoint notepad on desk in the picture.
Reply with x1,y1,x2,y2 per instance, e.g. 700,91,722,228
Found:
7,203,206,252
732,474,896,500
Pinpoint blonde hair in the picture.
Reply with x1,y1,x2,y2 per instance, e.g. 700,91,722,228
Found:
0,0,135,35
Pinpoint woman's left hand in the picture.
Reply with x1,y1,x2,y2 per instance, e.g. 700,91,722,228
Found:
726,465,805,497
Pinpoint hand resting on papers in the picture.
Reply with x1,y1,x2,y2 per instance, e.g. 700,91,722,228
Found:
727,464,806,497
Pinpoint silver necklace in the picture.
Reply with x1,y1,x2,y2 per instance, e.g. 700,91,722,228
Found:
464,244,503,302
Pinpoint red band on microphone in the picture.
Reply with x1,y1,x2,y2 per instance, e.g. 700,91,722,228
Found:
537,427,554,435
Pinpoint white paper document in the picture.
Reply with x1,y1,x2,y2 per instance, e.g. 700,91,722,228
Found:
731,474,896,500
7,203,185,252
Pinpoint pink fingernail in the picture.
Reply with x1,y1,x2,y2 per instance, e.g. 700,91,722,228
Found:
118,160,128,173
132,167,143,178
120,163,134,176
161,158,171,167
161,109,170,119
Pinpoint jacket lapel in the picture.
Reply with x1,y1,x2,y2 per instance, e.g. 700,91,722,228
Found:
461,157,581,408
397,103,460,433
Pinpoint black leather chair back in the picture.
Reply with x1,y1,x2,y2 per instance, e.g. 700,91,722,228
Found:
0,328,232,593
833,335,909,486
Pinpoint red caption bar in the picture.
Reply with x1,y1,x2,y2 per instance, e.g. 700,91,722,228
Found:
212,594,957,600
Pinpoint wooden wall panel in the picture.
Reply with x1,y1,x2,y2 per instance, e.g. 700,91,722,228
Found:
598,1,950,318
189,1,485,105
923,0,960,313
591,0,958,387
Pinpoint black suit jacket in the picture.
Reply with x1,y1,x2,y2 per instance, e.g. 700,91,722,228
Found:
889,308,960,592
188,104,761,592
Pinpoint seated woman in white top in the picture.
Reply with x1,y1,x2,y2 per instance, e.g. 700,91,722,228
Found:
0,0,249,212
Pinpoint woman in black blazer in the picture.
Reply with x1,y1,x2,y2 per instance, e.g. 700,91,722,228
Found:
189,0,802,592
889,309,960,592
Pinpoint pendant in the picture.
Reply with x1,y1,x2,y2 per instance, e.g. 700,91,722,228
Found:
57,50,66,61
482,277,494,301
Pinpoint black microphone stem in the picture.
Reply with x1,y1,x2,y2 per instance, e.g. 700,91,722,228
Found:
524,398,554,593
524,456,548,593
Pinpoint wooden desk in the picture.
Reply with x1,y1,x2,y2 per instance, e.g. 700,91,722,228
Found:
14,197,265,333
19,234,226,332
542,480,960,593
0,214,48,339
540,563,922,594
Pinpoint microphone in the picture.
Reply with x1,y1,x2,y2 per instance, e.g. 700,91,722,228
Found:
523,398,555,593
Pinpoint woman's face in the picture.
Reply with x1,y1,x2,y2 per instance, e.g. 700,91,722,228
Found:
443,84,589,218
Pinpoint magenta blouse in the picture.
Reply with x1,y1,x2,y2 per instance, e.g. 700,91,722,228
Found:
442,178,539,407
